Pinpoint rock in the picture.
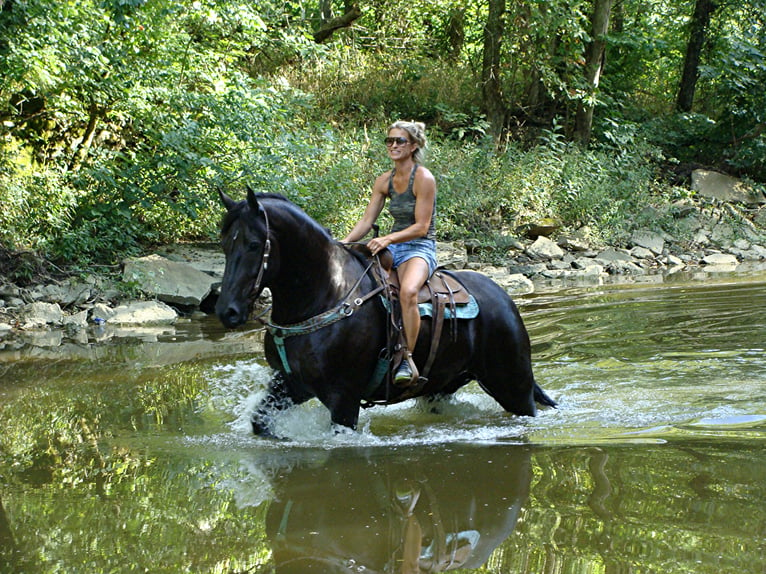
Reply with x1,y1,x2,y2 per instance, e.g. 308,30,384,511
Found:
508,262,548,276
557,234,590,252
710,223,737,247
480,267,535,295
518,218,560,239
91,302,116,323
101,300,178,325
0,323,12,332
630,230,665,255
156,243,226,278
603,260,645,275
665,254,684,267
61,309,89,329
21,302,63,328
593,248,633,263
36,281,93,306
701,253,738,265
123,254,217,306
526,236,564,261
630,246,655,259
691,169,766,205
436,241,468,269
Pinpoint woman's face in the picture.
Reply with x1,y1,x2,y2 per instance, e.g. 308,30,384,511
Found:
385,128,416,160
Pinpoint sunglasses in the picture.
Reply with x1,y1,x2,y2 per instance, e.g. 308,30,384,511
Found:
384,136,411,146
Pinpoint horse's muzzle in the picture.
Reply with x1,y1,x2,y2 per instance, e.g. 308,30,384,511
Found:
216,300,248,328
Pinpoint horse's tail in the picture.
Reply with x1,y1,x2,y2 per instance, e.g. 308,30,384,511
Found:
534,382,557,408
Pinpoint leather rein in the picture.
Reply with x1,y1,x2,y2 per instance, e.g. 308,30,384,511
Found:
245,206,385,375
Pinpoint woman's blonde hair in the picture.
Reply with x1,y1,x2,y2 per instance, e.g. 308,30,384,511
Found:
389,120,427,164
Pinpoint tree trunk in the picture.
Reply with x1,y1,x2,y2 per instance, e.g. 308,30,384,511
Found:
574,0,613,145
313,4,362,43
69,101,102,172
676,0,717,112
482,0,506,142
319,0,333,22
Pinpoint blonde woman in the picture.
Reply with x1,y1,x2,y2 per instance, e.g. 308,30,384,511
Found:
343,121,437,386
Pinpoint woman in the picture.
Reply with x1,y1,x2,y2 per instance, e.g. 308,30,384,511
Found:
342,120,437,387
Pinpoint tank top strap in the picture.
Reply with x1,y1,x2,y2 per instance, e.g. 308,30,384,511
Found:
406,164,419,194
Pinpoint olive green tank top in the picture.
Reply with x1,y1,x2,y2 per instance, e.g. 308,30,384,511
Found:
387,165,436,240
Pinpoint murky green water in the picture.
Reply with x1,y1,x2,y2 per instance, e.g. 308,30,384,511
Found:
1,274,765,573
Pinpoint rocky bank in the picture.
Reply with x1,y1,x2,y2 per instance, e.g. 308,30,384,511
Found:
1,169,765,342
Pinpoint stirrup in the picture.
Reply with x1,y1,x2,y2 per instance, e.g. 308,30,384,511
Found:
394,353,419,387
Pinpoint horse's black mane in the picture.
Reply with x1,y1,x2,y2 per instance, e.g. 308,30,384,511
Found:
220,192,333,242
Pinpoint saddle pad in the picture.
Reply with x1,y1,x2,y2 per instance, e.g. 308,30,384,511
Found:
419,294,479,319
381,294,480,319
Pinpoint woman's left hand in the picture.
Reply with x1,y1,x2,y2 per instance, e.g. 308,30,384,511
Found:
367,235,392,256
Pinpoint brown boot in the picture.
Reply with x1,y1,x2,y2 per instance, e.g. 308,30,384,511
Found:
393,352,419,387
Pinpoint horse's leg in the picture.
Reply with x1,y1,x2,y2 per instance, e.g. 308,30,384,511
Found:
534,382,557,408
474,326,539,416
251,373,308,436
319,387,361,431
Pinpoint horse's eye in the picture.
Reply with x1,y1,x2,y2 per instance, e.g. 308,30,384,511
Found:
249,241,260,251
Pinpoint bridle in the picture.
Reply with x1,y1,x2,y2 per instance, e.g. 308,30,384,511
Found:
240,204,385,376
251,205,271,297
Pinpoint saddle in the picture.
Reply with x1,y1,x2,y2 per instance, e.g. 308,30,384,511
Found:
372,248,473,385
386,268,471,306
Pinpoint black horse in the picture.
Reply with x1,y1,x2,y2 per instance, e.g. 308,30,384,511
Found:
216,189,555,435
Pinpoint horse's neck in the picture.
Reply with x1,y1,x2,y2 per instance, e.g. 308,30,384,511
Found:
270,238,360,323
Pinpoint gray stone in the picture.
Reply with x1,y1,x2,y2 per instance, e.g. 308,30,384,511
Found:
480,267,535,295
557,233,591,253
604,260,645,275
594,248,633,263
508,263,548,276
123,254,217,306
103,300,178,325
547,260,571,270
691,169,766,204
692,229,710,245
665,254,684,267
436,241,468,269
701,253,738,265
630,230,665,255
630,246,655,259
21,302,64,328
91,303,116,322
62,309,89,329
526,236,564,260
156,243,226,278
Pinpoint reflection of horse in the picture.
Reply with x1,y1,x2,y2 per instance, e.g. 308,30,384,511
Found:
215,190,555,434
258,445,532,573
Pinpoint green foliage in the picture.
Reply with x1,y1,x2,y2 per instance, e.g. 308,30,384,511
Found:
0,0,764,271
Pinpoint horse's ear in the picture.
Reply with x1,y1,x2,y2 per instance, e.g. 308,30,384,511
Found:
219,189,237,211
246,185,261,213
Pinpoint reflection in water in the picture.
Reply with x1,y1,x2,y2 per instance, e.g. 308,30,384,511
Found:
236,445,531,573
0,276,765,573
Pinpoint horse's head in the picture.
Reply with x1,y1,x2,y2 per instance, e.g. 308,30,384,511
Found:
216,187,273,328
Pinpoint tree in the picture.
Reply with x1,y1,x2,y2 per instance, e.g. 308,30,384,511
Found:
676,0,718,112
313,4,362,43
482,0,506,140
574,0,613,144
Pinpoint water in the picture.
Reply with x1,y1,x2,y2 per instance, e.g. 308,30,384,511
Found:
1,274,764,573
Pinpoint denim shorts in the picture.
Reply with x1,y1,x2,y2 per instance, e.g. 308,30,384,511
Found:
388,238,438,276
